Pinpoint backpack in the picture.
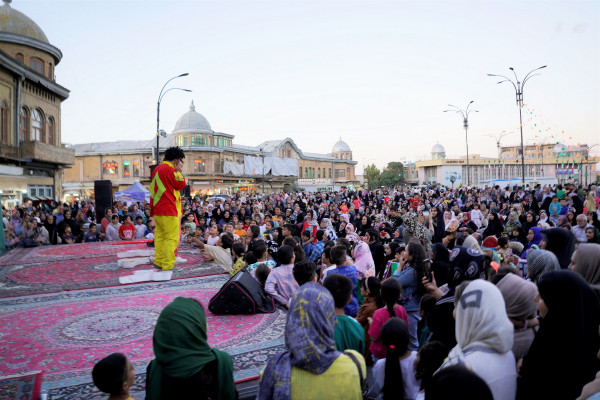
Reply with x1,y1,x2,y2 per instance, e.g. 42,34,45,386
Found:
208,271,276,315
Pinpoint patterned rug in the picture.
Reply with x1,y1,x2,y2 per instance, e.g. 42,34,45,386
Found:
0,275,286,399
0,371,42,400
0,244,225,298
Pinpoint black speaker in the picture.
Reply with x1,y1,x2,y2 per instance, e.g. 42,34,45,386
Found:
94,180,113,223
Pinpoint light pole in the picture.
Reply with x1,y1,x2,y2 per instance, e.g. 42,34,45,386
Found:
444,101,478,186
259,147,265,194
485,130,512,159
156,73,191,164
488,65,547,187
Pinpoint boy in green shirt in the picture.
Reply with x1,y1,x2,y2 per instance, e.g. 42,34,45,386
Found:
323,274,365,354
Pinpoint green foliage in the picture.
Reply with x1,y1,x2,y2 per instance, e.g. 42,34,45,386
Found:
381,170,402,188
364,164,381,188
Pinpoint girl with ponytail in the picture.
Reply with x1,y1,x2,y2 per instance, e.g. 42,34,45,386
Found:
368,279,409,363
368,318,421,400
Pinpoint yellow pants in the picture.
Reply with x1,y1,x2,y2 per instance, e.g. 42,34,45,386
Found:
154,215,180,271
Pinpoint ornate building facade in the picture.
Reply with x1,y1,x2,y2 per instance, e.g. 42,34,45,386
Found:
0,0,73,208
63,102,358,199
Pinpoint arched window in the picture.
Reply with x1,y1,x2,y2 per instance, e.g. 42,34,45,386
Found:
1,101,8,144
30,57,44,74
322,168,326,177
15,53,24,63
329,168,332,178
318,169,321,178
20,107,28,141
47,117,54,145
299,167,302,178
132,160,140,177
123,160,130,177
103,160,118,175
31,109,44,141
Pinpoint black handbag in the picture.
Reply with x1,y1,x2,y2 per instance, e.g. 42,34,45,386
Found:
208,271,276,315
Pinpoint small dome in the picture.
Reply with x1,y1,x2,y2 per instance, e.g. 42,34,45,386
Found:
0,0,49,43
553,143,566,153
332,138,351,153
173,101,213,134
431,143,445,153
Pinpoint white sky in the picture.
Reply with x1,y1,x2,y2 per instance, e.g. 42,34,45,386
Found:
14,0,600,171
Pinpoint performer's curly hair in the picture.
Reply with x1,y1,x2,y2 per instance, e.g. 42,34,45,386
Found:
164,146,185,162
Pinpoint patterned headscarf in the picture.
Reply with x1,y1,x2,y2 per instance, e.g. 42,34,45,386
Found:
353,241,376,279
321,218,338,242
258,283,340,400
526,249,560,283
448,246,486,289
404,212,428,242
345,223,360,243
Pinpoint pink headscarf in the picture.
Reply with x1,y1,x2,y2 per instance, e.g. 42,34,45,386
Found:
352,241,375,279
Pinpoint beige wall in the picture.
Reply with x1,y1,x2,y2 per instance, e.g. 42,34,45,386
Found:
0,42,56,80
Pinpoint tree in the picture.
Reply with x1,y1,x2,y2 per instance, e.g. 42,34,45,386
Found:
385,161,405,183
364,164,381,188
381,170,402,188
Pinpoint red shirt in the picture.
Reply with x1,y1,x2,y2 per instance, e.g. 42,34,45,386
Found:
410,198,420,211
118,224,136,240
150,161,187,217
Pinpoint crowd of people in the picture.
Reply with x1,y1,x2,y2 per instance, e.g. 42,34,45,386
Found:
4,180,600,399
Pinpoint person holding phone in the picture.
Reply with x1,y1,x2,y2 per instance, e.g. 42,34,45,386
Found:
392,240,428,351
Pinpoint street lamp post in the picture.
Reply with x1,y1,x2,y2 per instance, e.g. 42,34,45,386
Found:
156,73,191,164
444,101,478,186
485,131,512,159
259,147,265,195
583,144,600,186
488,65,547,187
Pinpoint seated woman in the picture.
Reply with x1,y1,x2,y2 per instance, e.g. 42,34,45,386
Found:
439,279,516,400
258,282,366,400
146,297,236,400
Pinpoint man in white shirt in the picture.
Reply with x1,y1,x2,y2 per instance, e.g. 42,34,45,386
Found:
572,214,592,243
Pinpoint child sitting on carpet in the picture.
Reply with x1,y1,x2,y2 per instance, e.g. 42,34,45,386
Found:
323,273,365,354
231,242,246,275
92,352,135,400
188,232,234,273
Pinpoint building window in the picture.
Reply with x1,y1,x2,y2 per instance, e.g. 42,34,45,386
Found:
299,167,302,178
318,169,321,178
47,117,54,145
214,137,218,146
132,160,140,177
31,109,43,141
335,169,346,178
184,136,188,146
103,161,118,175
123,160,130,177
30,57,44,74
329,168,332,178
219,137,223,147
48,63,53,79
194,159,206,173
29,185,53,199
1,101,8,144
15,53,24,63
20,107,28,141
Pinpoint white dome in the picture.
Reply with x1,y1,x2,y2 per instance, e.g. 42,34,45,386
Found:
431,143,445,153
332,138,351,153
553,143,566,153
173,101,213,134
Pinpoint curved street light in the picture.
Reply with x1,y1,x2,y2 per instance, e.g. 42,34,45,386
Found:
444,101,478,186
487,65,547,186
156,73,191,164
582,143,600,185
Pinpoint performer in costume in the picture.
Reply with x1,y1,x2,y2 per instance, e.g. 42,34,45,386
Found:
150,147,187,271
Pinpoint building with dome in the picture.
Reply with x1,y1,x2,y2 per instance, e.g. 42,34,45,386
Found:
0,0,73,208
413,141,599,187
63,102,358,197
431,143,446,160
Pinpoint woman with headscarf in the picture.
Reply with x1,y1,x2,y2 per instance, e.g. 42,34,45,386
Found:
496,273,539,361
356,215,372,237
319,218,338,242
302,210,319,238
336,219,347,239
458,212,478,232
427,206,446,244
569,243,600,294
521,226,543,259
403,212,431,250
503,211,521,236
439,279,516,400
146,297,236,400
586,192,597,213
462,235,482,253
352,241,376,280
526,249,560,284
521,212,537,234
540,227,577,269
345,223,360,244
425,246,486,349
510,226,528,248
517,270,600,400
482,212,503,239
258,283,366,400
44,214,59,245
